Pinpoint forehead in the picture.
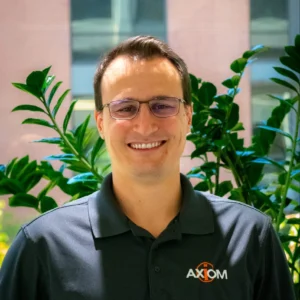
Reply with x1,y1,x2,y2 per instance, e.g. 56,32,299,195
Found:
101,56,182,102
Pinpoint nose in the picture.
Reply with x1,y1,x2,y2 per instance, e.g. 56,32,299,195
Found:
132,103,159,136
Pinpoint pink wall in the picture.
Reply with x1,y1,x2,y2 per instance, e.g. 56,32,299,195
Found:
166,0,252,176
0,0,71,219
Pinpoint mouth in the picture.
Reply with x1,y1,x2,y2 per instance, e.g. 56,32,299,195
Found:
128,141,166,150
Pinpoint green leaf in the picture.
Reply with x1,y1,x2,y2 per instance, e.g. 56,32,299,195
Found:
68,172,98,184
91,137,105,166
26,71,45,94
227,88,241,97
222,78,234,89
242,45,268,59
230,122,244,132
16,161,37,182
273,67,300,85
257,125,293,141
47,81,62,106
295,34,300,49
287,218,300,225
227,103,239,130
236,151,255,157
187,173,206,180
52,89,71,118
280,56,300,74
22,172,43,192
285,46,300,61
197,82,217,107
63,100,78,132
42,66,51,77
5,158,18,176
194,181,209,192
278,233,299,243
189,74,199,94
12,83,42,99
214,94,234,106
216,181,233,197
209,108,226,121
251,157,286,172
291,169,300,179
43,75,55,93
9,193,39,209
12,105,45,113
267,94,297,113
0,178,25,195
22,118,54,129
229,188,244,201
10,156,29,179
33,137,62,144
40,196,58,213
76,115,91,150
45,154,76,161
191,145,209,158
270,77,298,93
230,58,248,73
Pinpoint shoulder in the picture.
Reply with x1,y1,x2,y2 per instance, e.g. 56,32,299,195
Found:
21,191,99,242
197,191,271,242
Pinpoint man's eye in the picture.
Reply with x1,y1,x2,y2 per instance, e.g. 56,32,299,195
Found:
152,104,171,110
117,105,136,112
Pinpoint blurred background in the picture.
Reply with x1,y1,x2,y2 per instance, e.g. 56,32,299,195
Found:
0,0,299,244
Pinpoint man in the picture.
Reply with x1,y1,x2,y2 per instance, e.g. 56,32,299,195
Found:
0,36,296,299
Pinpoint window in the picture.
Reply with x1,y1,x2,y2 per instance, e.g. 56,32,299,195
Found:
70,0,167,127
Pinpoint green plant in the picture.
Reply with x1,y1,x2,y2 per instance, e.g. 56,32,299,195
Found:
0,35,299,296
0,67,110,213
187,35,300,296
0,200,9,267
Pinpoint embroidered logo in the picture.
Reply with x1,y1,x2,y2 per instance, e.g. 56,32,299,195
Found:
186,262,228,283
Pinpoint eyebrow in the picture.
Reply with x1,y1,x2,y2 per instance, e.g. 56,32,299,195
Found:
115,95,173,102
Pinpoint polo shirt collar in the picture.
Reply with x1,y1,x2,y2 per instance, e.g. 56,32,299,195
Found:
88,173,214,238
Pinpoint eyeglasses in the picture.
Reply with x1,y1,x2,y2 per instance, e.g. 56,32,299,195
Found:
101,96,186,120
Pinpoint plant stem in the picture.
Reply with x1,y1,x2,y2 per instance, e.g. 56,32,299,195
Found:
276,95,300,232
291,227,300,281
222,151,247,203
41,96,103,182
215,151,221,195
204,153,213,194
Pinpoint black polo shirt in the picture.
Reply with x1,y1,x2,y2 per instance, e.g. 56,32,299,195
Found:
0,174,295,300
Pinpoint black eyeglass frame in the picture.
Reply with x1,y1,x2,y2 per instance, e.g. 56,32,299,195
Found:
100,97,186,120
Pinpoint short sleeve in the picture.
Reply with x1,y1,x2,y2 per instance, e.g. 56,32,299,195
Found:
254,219,296,300
0,228,47,300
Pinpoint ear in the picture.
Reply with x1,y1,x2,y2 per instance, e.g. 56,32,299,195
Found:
185,105,193,131
94,110,105,140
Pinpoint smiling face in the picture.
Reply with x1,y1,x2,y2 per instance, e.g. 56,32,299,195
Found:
95,55,192,180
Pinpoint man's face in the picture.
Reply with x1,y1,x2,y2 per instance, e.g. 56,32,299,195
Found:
95,56,192,180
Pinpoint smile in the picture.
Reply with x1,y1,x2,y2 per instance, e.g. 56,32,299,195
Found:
129,141,165,149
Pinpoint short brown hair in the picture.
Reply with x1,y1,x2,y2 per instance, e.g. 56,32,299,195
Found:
93,35,191,111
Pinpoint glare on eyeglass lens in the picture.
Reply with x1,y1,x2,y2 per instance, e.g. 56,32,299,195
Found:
102,97,185,120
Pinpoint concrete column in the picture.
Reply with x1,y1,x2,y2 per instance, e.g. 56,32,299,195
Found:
0,0,71,218
166,0,251,176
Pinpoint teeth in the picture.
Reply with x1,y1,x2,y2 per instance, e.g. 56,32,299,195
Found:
130,142,162,149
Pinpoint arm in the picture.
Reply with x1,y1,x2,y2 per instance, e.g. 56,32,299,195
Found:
254,219,296,300
0,228,47,300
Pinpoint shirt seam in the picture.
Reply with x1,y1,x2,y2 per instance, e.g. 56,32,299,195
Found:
201,192,270,218
23,197,90,228
22,226,51,298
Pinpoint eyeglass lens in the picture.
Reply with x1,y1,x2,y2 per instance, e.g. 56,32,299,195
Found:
109,98,180,119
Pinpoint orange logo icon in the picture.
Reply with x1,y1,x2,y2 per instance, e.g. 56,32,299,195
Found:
196,262,215,283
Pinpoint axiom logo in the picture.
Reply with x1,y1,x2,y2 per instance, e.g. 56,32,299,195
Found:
186,262,228,283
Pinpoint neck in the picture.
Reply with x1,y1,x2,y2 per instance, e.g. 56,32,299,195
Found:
112,170,182,237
